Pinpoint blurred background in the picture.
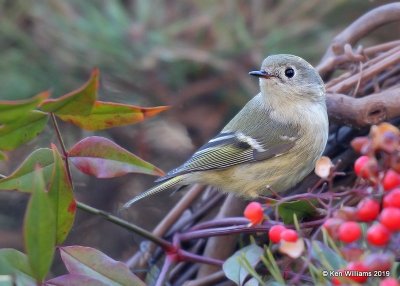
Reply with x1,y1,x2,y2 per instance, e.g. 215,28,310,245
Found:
0,0,398,276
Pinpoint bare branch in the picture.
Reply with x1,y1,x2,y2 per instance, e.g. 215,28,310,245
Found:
318,3,400,77
327,49,400,93
326,88,400,127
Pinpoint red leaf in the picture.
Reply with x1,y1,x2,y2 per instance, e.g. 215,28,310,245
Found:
68,136,164,178
59,246,145,286
45,274,108,286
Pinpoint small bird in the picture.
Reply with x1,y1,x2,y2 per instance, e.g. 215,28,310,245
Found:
123,54,328,208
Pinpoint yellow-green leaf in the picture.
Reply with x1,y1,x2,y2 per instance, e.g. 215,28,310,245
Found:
24,167,56,282
57,101,169,130
0,111,49,151
49,144,76,245
0,148,54,192
0,91,50,124
40,69,99,116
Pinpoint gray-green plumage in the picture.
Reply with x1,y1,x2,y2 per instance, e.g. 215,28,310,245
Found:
123,54,328,208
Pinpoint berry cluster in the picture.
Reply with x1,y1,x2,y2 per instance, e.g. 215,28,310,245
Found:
243,201,304,259
241,123,400,285
243,202,301,244
269,224,298,243
334,123,400,247
324,123,400,285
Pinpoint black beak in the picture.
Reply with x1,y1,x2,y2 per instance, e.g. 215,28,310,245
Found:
249,70,274,79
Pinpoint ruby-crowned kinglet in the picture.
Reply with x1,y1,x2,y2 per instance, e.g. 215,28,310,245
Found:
123,54,328,208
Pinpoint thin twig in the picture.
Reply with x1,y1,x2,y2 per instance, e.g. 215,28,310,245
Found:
76,201,174,251
50,113,73,184
126,184,205,268
155,255,174,286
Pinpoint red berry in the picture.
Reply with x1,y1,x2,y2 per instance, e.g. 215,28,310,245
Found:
338,221,362,243
269,225,286,243
380,207,400,231
280,229,298,242
244,202,264,225
380,277,399,286
383,170,400,191
383,189,400,208
346,261,369,283
367,223,391,246
354,156,370,178
357,198,380,222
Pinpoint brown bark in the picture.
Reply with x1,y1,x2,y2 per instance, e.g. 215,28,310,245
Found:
318,3,400,77
327,88,400,128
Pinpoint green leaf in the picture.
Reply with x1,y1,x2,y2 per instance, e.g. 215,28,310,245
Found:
277,199,317,224
261,246,285,284
0,249,36,286
0,111,49,151
0,273,36,286
68,136,164,178
60,246,145,286
24,168,56,282
0,249,33,276
49,145,76,245
57,101,169,130
223,244,263,286
311,241,345,271
0,148,54,193
0,91,49,124
40,69,98,116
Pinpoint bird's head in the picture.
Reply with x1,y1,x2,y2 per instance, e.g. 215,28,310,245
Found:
249,54,325,104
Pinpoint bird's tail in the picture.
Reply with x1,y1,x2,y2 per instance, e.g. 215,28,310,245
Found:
122,176,184,208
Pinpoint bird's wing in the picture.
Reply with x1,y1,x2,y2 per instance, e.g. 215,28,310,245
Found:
156,95,301,182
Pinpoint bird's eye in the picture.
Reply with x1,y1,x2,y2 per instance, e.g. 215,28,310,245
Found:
284,68,295,78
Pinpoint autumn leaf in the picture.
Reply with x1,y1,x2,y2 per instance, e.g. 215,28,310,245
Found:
58,101,169,130
40,69,99,116
68,136,164,178
59,246,145,286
